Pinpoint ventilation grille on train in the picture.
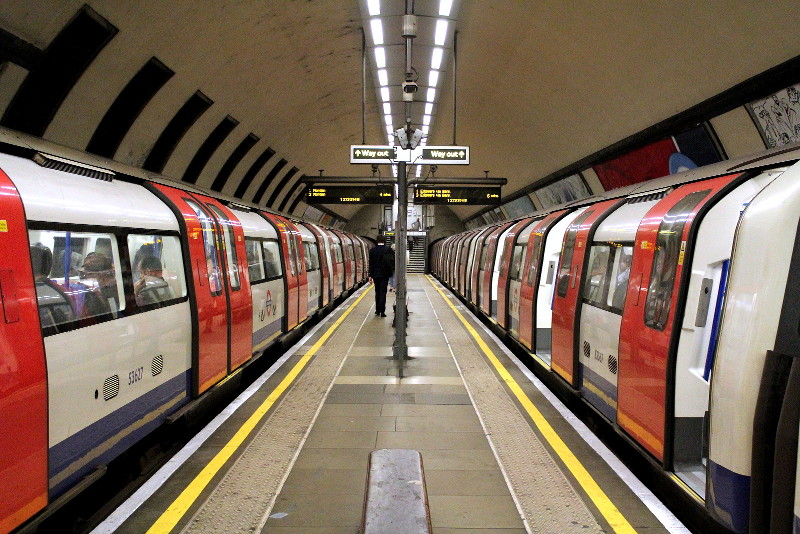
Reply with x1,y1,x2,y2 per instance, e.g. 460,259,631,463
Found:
583,341,591,359
103,375,120,401
608,354,618,375
626,190,669,204
152,354,164,376
33,152,115,182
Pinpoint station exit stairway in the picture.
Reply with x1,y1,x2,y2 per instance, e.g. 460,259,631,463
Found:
384,234,427,273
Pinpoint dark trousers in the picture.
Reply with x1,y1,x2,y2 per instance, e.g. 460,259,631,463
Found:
374,277,389,314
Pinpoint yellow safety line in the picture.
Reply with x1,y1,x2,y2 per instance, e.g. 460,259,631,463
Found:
427,276,637,534
147,286,373,534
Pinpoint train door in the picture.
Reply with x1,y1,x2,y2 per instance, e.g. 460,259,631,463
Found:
489,224,516,318
551,199,621,386
617,175,742,463
467,228,492,303
577,196,661,423
296,224,320,317
0,170,48,533
496,218,537,327
504,218,539,333
268,214,301,330
342,234,355,288
518,210,570,355
307,224,331,308
352,237,364,282
202,200,252,372
148,184,230,395
479,223,512,316
329,231,344,297
458,232,475,296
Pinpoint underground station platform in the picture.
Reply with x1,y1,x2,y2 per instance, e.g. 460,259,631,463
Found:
92,274,687,534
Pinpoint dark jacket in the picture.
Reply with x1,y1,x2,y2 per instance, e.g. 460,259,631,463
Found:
369,244,395,279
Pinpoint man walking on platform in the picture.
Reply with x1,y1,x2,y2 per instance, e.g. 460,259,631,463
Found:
369,234,395,317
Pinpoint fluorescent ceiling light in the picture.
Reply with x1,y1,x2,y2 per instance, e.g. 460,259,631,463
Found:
386,125,394,135
374,47,386,68
439,0,453,16
422,125,430,135
383,103,391,114
435,20,448,46
425,102,433,114
368,0,380,16
378,69,388,86
416,166,422,177
426,88,436,102
431,47,443,69
371,19,384,45
429,70,439,87
388,135,394,145
384,115,393,126
423,115,431,125
381,87,390,101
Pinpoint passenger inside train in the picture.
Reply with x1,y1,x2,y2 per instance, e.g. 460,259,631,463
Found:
30,244,75,331
79,252,120,318
134,255,175,306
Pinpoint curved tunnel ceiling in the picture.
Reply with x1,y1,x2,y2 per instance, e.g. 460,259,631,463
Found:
0,1,799,224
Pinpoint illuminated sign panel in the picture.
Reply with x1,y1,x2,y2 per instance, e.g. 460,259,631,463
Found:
418,146,470,164
413,186,501,205
306,185,393,204
350,145,397,164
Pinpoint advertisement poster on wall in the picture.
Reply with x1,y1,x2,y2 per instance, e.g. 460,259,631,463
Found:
747,84,800,148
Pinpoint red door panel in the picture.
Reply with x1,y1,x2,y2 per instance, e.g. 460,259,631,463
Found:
518,210,569,350
268,214,300,330
291,223,309,321
0,170,48,533
470,227,495,305
197,198,253,372
618,174,738,460
551,200,620,386
149,183,228,395
307,225,330,307
480,224,512,315
497,218,536,328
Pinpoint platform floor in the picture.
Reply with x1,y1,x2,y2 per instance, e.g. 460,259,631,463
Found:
96,275,686,534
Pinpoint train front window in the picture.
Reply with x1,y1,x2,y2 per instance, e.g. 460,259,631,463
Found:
645,190,709,330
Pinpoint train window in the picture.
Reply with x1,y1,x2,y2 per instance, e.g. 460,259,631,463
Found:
28,229,125,334
185,200,223,296
526,233,544,286
556,209,594,298
333,243,343,264
128,234,186,307
607,245,633,312
207,205,241,291
303,242,320,271
583,244,612,306
509,245,525,281
645,190,709,330
262,240,283,279
245,238,266,283
479,243,489,270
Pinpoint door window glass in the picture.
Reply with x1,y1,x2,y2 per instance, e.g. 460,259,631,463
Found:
262,240,283,278
245,238,266,283
207,205,241,290
645,190,709,330
556,210,594,297
185,200,223,295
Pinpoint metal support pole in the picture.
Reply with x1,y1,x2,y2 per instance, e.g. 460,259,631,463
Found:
393,160,408,378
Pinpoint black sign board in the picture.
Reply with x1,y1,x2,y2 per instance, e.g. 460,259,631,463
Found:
413,186,501,205
306,185,393,204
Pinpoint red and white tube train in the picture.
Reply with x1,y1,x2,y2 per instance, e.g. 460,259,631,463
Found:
0,130,370,533
432,144,800,534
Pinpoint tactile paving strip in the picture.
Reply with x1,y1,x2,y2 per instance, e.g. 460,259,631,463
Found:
179,292,373,534
422,280,603,533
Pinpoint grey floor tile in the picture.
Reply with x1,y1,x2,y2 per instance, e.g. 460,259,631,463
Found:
425,470,513,496
313,415,396,432
318,404,382,417
420,449,500,471
304,430,378,449
395,415,481,432
280,468,366,495
385,384,467,394
429,495,525,529
264,493,364,527
326,392,416,404
381,404,477,417
293,448,373,470
376,431,489,450
413,393,472,404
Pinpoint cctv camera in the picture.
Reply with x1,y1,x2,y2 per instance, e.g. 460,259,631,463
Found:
402,81,418,94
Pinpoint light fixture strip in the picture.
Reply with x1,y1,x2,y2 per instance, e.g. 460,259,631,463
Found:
370,19,383,45
439,0,453,17
434,20,448,46
431,47,443,69
429,70,439,87
425,102,433,114
374,47,386,68
367,0,380,16
378,69,388,86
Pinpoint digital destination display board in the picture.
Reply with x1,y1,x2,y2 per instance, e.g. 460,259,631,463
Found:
413,186,501,205
306,185,393,204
